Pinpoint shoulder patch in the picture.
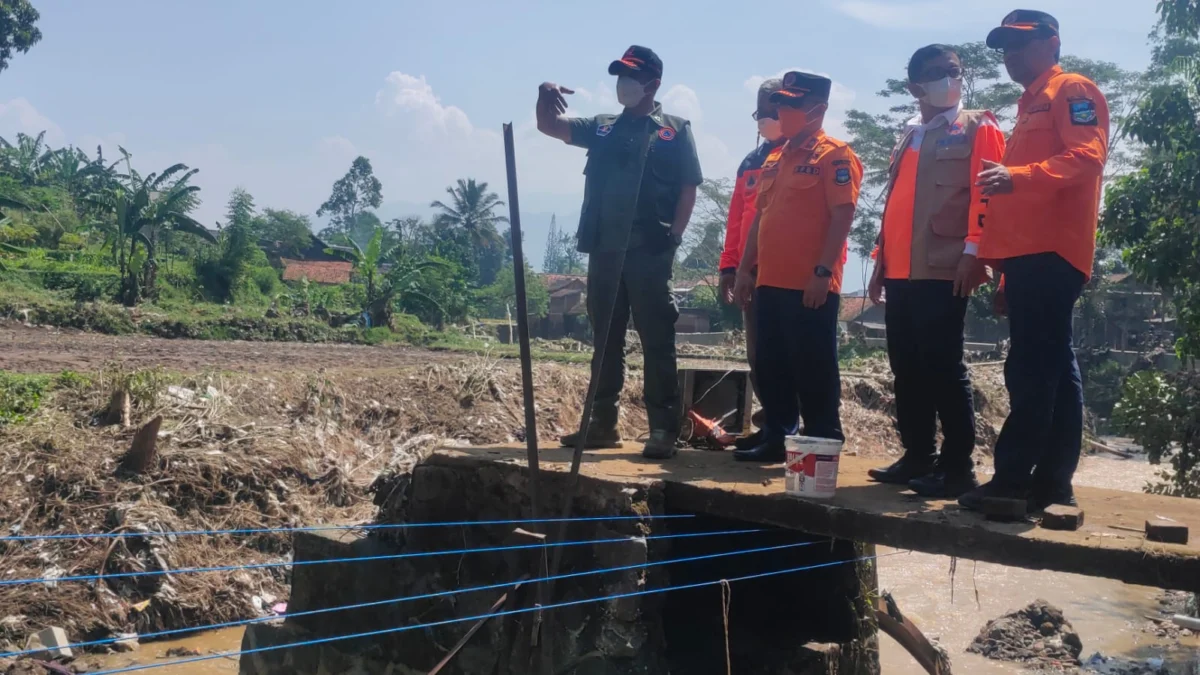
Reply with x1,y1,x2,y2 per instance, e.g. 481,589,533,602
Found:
1069,98,1098,126
596,124,613,137
658,127,676,141
834,167,852,186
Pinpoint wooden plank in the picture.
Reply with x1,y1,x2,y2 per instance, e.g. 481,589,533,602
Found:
430,446,1200,593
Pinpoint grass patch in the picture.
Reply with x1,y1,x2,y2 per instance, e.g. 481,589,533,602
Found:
0,371,52,425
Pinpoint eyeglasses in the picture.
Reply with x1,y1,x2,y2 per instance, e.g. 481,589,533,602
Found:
751,110,778,121
916,66,964,82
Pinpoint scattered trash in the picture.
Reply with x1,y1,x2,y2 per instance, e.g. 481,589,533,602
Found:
163,647,201,658
968,600,1083,668
110,632,139,653
24,626,72,660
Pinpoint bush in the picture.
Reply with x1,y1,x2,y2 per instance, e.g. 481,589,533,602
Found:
251,267,281,297
1114,370,1200,498
0,371,51,425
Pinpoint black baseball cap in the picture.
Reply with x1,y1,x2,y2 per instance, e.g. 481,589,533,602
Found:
986,10,1060,49
609,45,663,79
769,71,832,106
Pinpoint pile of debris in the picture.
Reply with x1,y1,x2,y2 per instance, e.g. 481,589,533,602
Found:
968,600,1085,671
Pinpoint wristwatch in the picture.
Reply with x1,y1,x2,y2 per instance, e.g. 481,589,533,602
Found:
814,265,833,279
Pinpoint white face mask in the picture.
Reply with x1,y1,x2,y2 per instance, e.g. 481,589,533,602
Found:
757,117,784,141
616,75,649,108
918,77,963,108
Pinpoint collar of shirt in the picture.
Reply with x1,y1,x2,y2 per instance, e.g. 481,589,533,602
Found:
902,100,963,152
1019,65,1064,109
618,101,666,127
783,129,828,156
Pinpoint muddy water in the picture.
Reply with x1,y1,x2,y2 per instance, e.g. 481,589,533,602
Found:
85,454,1194,674
879,452,1199,674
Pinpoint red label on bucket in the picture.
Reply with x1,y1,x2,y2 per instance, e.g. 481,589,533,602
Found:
786,449,840,496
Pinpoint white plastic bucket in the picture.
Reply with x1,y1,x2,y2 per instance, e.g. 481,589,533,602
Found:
784,436,844,499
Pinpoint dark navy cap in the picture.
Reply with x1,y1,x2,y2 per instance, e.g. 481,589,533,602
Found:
608,45,663,79
769,71,832,106
987,10,1060,49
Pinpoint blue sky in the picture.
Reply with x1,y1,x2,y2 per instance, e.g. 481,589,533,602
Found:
1,0,1160,288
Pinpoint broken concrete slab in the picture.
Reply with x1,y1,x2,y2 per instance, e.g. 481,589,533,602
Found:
432,445,1200,593
1041,505,1085,531
1146,521,1189,545
25,627,72,659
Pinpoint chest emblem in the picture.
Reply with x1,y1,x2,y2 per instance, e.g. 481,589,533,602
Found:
658,128,676,141
746,175,757,188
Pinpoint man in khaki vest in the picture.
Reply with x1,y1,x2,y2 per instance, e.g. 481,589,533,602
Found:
867,44,1006,498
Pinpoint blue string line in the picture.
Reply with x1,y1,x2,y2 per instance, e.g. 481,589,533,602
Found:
0,515,695,543
0,538,823,659
0,528,763,587
85,551,904,675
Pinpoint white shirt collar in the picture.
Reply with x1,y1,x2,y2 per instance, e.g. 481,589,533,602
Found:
905,100,963,132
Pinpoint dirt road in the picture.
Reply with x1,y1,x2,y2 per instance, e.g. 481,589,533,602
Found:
0,324,458,374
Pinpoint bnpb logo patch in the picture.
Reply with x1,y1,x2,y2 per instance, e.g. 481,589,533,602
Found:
658,128,676,141
596,124,613,137
1069,99,1098,126
835,167,852,186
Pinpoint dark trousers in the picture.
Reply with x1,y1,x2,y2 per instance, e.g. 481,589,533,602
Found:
993,253,1086,493
884,280,976,473
587,246,681,433
754,286,844,442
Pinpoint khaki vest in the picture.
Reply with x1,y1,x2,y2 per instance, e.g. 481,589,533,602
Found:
884,109,988,281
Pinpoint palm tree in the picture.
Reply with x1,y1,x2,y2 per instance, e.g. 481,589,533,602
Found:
430,178,508,250
85,158,215,304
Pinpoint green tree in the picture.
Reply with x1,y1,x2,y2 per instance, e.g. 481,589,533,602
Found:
1105,3,1200,497
0,0,40,72
431,178,508,248
254,208,313,258
85,158,215,304
476,262,549,320
678,177,732,278
0,131,49,185
542,214,584,275
316,156,382,240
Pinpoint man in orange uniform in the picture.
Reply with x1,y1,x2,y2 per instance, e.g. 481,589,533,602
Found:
718,78,786,451
731,71,863,462
961,10,1110,511
866,45,1007,498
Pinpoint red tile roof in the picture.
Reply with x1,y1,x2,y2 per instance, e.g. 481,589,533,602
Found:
839,295,880,323
541,274,587,292
281,258,353,285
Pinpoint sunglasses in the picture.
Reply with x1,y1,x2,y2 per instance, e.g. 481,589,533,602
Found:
751,110,779,121
916,66,964,82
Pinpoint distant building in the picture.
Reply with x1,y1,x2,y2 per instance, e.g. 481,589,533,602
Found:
280,259,353,285
839,293,885,338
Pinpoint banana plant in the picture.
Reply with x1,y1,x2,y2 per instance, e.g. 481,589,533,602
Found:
84,160,215,305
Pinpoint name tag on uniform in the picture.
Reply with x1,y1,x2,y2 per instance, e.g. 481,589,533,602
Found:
937,135,970,147
1069,98,1098,126
793,165,821,176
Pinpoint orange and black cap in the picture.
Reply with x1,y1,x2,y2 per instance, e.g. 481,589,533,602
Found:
609,45,663,79
769,71,832,107
986,10,1060,49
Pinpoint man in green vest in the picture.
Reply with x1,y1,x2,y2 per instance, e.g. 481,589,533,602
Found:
536,45,703,459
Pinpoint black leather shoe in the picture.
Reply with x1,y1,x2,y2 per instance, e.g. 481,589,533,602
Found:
560,426,622,449
868,457,935,485
734,429,765,452
958,480,1029,511
908,471,979,499
733,438,786,463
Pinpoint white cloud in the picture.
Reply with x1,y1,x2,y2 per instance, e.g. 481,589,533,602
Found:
317,135,357,158
831,0,963,30
376,72,473,135
742,68,858,139
661,84,703,123
0,98,66,147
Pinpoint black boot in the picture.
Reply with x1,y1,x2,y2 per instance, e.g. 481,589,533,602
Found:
867,456,935,485
734,429,765,451
908,470,979,499
732,436,786,463
957,480,1029,511
559,424,622,449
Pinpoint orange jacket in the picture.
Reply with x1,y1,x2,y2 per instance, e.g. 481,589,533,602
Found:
719,141,784,273
978,66,1110,278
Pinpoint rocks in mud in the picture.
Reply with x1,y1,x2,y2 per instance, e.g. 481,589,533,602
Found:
968,600,1083,669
